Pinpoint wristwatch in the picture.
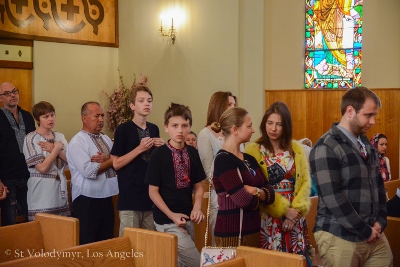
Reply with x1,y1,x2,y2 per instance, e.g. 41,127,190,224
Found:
253,187,261,198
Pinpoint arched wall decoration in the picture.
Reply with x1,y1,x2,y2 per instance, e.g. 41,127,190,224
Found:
0,0,118,47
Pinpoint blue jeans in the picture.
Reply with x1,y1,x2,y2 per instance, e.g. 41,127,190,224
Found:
0,177,28,226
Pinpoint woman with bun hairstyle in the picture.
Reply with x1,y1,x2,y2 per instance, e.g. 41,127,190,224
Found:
212,107,275,247
245,101,312,266
197,91,236,246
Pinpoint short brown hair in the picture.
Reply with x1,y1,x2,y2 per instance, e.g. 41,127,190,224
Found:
340,87,381,115
206,91,234,126
32,101,55,126
210,107,248,137
164,103,192,126
256,101,292,153
129,86,153,104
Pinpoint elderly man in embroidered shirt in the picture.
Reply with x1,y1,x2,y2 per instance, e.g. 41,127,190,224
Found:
67,101,118,245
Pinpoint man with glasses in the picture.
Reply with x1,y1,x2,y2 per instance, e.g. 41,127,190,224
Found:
0,82,35,225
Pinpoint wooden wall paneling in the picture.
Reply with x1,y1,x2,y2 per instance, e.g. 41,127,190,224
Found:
265,89,399,181
0,68,32,112
0,0,118,47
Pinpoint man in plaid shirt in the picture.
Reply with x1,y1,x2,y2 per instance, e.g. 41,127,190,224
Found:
310,87,392,267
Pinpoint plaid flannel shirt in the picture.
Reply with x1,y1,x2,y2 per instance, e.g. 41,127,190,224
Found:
310,123,387,242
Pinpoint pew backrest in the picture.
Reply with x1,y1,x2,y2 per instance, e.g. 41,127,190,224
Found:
385,179,400,199
212,257,247,267
385,216,400,267
0,236,135,267
305,196,318,252
0,213,78,264
236,246,306,267
123,227,178,267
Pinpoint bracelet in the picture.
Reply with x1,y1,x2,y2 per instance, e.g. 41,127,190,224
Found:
252,196,260,211
261,187,271,201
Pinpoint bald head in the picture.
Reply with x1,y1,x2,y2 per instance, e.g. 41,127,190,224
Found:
0,82,19,110
0,82,15,94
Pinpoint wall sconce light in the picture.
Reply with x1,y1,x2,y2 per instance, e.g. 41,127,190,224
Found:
158,18,176,44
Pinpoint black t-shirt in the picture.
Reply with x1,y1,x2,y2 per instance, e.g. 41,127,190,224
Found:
111,121,160,211
145,144,206,224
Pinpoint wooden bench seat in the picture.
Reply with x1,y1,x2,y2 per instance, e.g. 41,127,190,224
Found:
0,213,79,264
0,227,178,267
212,246,306,267
385,179,400,199
385,216,400,267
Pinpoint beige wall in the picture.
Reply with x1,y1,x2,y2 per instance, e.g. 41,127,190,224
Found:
118,0,265,140
33,41,119,140
32,0,400,141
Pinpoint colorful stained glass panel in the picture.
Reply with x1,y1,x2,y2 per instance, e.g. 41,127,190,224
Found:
305,0,363,89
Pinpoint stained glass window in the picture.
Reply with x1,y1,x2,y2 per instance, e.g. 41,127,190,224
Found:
305,0,363,89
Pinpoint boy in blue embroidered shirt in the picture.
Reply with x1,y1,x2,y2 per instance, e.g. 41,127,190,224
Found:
145,103,205,267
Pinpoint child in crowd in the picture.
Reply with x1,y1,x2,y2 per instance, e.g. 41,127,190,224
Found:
185,131,198,148
145,103,205,267
370,133,391,182
111,86,164,236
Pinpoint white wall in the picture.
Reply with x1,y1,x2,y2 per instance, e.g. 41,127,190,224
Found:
33,41,119,140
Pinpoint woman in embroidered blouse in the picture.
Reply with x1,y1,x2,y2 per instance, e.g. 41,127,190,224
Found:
23,101,70,221
212,107,275,248
197,91,236,246
370,133,391,182
245,101,312,266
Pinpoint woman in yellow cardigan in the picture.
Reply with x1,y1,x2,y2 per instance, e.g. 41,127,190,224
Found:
245,101,312,267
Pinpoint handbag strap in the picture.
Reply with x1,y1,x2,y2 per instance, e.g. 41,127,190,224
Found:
236,168,243,247
204,151,243,247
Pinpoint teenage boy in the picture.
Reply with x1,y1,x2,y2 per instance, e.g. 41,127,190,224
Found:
111,86,164,236
145,103,205,267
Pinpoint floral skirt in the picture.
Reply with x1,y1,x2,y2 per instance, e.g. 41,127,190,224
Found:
260,211,312,267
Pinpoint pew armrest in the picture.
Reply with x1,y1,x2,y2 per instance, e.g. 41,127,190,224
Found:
35,213,79,250
123,227,178,267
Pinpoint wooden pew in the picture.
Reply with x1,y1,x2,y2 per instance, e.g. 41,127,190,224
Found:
0,227,178,267
194,192,211,252
304,196,323,266
305,196,318,252
385,179,400,199
385,216,400,267
211,246,307,267
212,257,247,267
0,213,79,264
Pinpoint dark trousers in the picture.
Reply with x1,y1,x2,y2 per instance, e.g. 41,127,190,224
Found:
72,195,114,245
0,177,28,226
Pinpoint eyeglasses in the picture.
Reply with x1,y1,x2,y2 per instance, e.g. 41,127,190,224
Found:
0,88,19,97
